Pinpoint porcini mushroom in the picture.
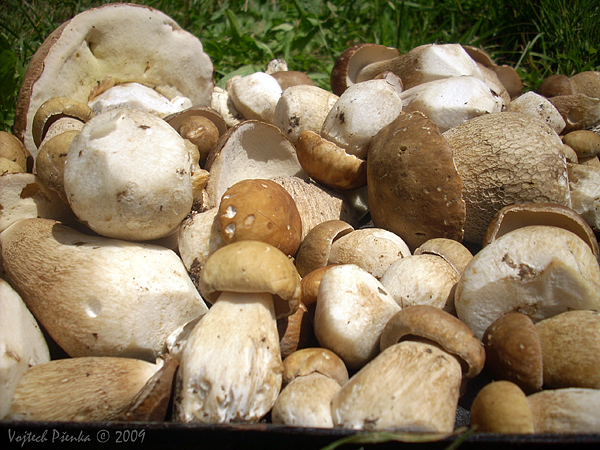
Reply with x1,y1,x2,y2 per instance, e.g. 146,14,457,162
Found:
174,240,301,423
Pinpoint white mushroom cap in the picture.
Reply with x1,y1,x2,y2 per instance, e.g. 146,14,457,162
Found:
455,225,600,339
14,3,214,159
228,72,283,123
506,91,566,134
314,264,401,370
64,108,195,241
527,388,600,433
0,279,50,419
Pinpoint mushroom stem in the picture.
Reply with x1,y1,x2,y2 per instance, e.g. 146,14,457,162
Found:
175,291,283,423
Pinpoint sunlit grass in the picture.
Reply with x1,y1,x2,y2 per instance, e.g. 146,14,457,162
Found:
1,0,598,133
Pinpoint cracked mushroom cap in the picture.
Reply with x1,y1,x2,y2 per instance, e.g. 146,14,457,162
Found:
198,240,301,319
380,305,485,378
14,3,214,159
455,225,600,340
368,111,466,251
443,112,571,244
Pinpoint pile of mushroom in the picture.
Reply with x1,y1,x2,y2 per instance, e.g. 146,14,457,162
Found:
3,1,600,439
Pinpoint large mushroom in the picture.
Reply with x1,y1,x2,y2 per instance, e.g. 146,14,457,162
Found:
14,3,214,160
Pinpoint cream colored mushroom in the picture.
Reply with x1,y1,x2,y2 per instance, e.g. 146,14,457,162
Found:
175,240,301,423
0,279,50,419
528,388,600,433
568,163,600,231
64,108,195,241
313,264,401,370
455,225,600,339
413,238,473,275
228,72,283,124
8,356,159,421
0,131,30,172
271,348,348,428
331,305,484,432
506,91,566,134
1,218,208,360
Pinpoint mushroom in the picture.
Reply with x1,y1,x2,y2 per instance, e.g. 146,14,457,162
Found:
174,240,301,423
228,71,283,124
535,310,600,389
313,264,401,370
1,218,208,360
482,312,543,393
443,112,571,244
527,388,600,433
271,347,348,427
14,3,214,160
35,129,78,203
413,238,473,275
0,131,30,172
217,179,303,257
203,120,307,209
331,305,484,432
368,111,466,250
567,163,600,231
454,225,600,339
506,91,566,134
548,94,600,133
469,380,534,433
0,279,50,419
562,129,600,160
7,356,159,421
64,108,196,241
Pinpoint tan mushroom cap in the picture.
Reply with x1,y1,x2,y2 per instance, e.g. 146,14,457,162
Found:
35,129,78,202
380,305,485,378
548,94,600,133
300,265,339,310
32,97,93,149
483,202,599,259
277,301,315,360
295,220,354,277
0,131,30,172
482,312,543,393
562,129,600,159
535,310,600,389
368,111,466,251
164,106,227,137
8,356,159,421
15,3,214,159
413,237,473,275
470,380,534,433
296,130,367,191
444,112,570,244
198,240,301,319
330,43,401,96
218,179,303,257
537,74,574,98
569,71,600,100
271,70,316,90
282,347,349,386
527,388,600,433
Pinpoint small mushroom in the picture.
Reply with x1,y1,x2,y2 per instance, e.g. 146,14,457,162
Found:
314,264,401,370
175,241,301,423
332,305,484,432
8,356,159,421
0,131,30,172
537,74,574,98
506,91,566,134
228,71,283,124
562,129,600,159
413,237,473,275
470,380,534,433
31,97,93,150
271,348,348,428
568,163,600,231
0,279,50,419
535,310,600,389
548,93,600,133
270,70,316,90
455,225,600,339
482,312,543,393
35,129,78,203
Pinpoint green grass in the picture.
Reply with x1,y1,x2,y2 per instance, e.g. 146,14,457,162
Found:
1,0,599,134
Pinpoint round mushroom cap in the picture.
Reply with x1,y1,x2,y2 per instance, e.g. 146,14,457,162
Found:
570,71,600,100
14,3,214,159
218,179,303,257
0,131,30,172
470,380,534,433
64,108,194,241
482,312,543,393
295,220,353,277
380,305,485,378
270,70,316,90
535,310,600,389
198,240,301,319
282,347,349,386
563,129,600,159
527,388,600,433
414,238,473,275
443,112,571,244
368,111,466,250
35,129,78,203
455,225,600,339
483,202,599,259
32,97,93,149
537,74,574,98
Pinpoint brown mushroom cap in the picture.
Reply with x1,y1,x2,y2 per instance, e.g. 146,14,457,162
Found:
330,43,401,96
482,312,543,393
413,237,473,275
537,74,575,98
300,264,339,310
562,129,600,159
270,70,316,90
548,94,600,133
368,111,466,250
0,131,30,172
294,220,354,277
483,202,599,259
570,71,600,100
282,347,349,386
380,305,485,378
35,129,78,202
198,240,301,319
535,310,600,389
470,380,534,433
218,179,303,257
31,97,93,149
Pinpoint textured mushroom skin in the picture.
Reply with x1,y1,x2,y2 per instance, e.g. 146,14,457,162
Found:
331,340,461,432
444,112,570,244
175,292,283,424
528,388,600,433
